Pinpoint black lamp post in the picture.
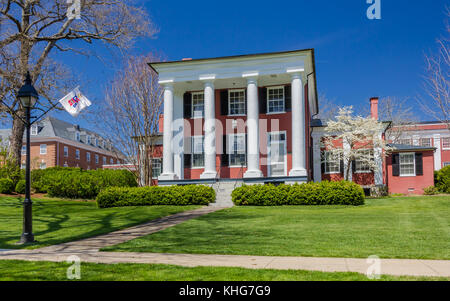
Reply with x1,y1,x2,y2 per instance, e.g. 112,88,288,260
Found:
17,72,39,244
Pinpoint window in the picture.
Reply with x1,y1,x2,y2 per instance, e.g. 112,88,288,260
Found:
228,89,245,115
31,125,38,135
40,144,47,155
229,134,246,166
21,146,26,155
86,152,91,162
102,141,106,149
95,154,99,164
75,149,80,160
192,136,204,167
75,132,80,142
399,153,415,176
323,151,340,174
192,92,204,118
354,149,374,173
443,137,450,149
398,138,411,145
152,158,162,179
64,146,68,157
444,162,450,167
94,138,98,147
21,162,26,169
110,158,113,164
63,162,68,167
40,162,46,169
420,138,432,147
87,135,91,145
267,86,285,113
103,157,106,165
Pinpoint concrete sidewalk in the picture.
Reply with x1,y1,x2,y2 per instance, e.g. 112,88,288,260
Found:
0,205,449,278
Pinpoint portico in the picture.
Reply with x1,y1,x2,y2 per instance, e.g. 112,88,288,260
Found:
150,49,318,183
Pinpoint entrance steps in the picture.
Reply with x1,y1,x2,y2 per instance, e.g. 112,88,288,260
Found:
209,181,239,207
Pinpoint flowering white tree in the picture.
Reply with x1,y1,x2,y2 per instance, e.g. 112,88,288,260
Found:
322,106,393,181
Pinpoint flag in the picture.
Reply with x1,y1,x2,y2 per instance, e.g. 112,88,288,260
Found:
58,87,92,117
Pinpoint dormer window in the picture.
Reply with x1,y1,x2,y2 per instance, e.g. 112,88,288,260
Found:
31,125,38,135
94,138,98,147
76,132,80,142
87,135,91,145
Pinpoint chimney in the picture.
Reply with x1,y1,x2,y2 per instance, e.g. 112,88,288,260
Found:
370,97,379,120
182,58,192,61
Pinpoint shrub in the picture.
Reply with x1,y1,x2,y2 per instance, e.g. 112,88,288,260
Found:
28,167,137,199
96,185,216,208
0,178,15,194
435,165,450,193
15,180,26,194
231,181,365,206
423,185,439,195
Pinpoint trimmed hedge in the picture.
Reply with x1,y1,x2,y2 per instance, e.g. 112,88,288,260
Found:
97,185,216,208
232,181,365,206
31,167,137,199
435,166,450,194
0,178,15,194
15,180,26,194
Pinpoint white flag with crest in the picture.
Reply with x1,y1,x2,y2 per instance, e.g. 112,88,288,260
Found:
58,87,92,117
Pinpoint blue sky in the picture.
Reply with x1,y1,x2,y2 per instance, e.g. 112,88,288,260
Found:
49,0,448,127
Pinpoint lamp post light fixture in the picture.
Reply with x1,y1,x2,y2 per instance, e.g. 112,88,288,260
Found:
17,72,39,244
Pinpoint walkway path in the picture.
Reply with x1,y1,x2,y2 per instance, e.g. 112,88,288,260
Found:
0,206,449,278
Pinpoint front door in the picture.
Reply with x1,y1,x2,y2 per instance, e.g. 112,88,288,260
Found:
268,132,287,177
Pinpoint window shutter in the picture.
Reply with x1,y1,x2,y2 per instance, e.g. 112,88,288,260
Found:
220,90,228,115
340,155,345,176
245,133,248,166
184,154,191,168
415,153,423,175
392,154,400,176
183,92,192,119
321,151,325,174
352,159,356,173
285,85,292,112
259,87,267,114
244,89,248,115
221,135,229,166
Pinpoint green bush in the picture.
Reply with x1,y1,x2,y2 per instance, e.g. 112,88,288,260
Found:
232,181,365,206
96,185,216,208
27,167,137,199
15,180,26,194
435,166,450,193
0,178,15,194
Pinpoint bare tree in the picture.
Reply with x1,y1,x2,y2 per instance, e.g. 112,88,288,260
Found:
378,97,418,143
0,0,156,167
314,93,340,121
418,8,450,129
97,53,163,186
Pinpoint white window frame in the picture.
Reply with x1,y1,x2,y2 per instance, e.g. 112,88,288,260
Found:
86,152,91,162
103,156,107,165
75,132,80,142
191,135,205,168
443,162,450,167
152,157,162,179
64,146,68,157
75,149,80,160
95,154,99,164
31,125,38,135
267,131,287,177
399,152,416,177
40,161,46,169
40,144,47,155
419,138,432,147
21,146,26,155
354,149,374,173
110,158,114,164
442,137,450,150
398,138,411,145
191,92,204,119
323,151,340,174
228,89,246,116
266,86,285,114
86,135,91,145
228,133,247,167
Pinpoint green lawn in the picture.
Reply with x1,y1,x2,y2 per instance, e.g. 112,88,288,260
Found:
104,196,450,259
0,196,200,249
0,260,446,281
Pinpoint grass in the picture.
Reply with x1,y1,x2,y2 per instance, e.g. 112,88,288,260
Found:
0,260,447,281
104,196,450,259
0,196,200,249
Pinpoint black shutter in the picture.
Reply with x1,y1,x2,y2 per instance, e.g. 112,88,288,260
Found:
184,154,191,168
245,133,248,166
340,155,345,176
285,85,292,112
221,135,229,166
220,90,228,115
244,89,247,115
183,92,191,119
321,151,325,174
352,159,356,173
259,87,267,114
415,153,423,175
392,154,400,176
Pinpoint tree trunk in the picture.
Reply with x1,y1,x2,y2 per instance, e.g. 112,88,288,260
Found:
8,109,25,167
345,160,351,181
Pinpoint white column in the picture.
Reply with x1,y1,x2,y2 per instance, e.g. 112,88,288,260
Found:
244,77,263,178
200,81,217,179
289,73,307,177
433,134,442,170
159,84,177,180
